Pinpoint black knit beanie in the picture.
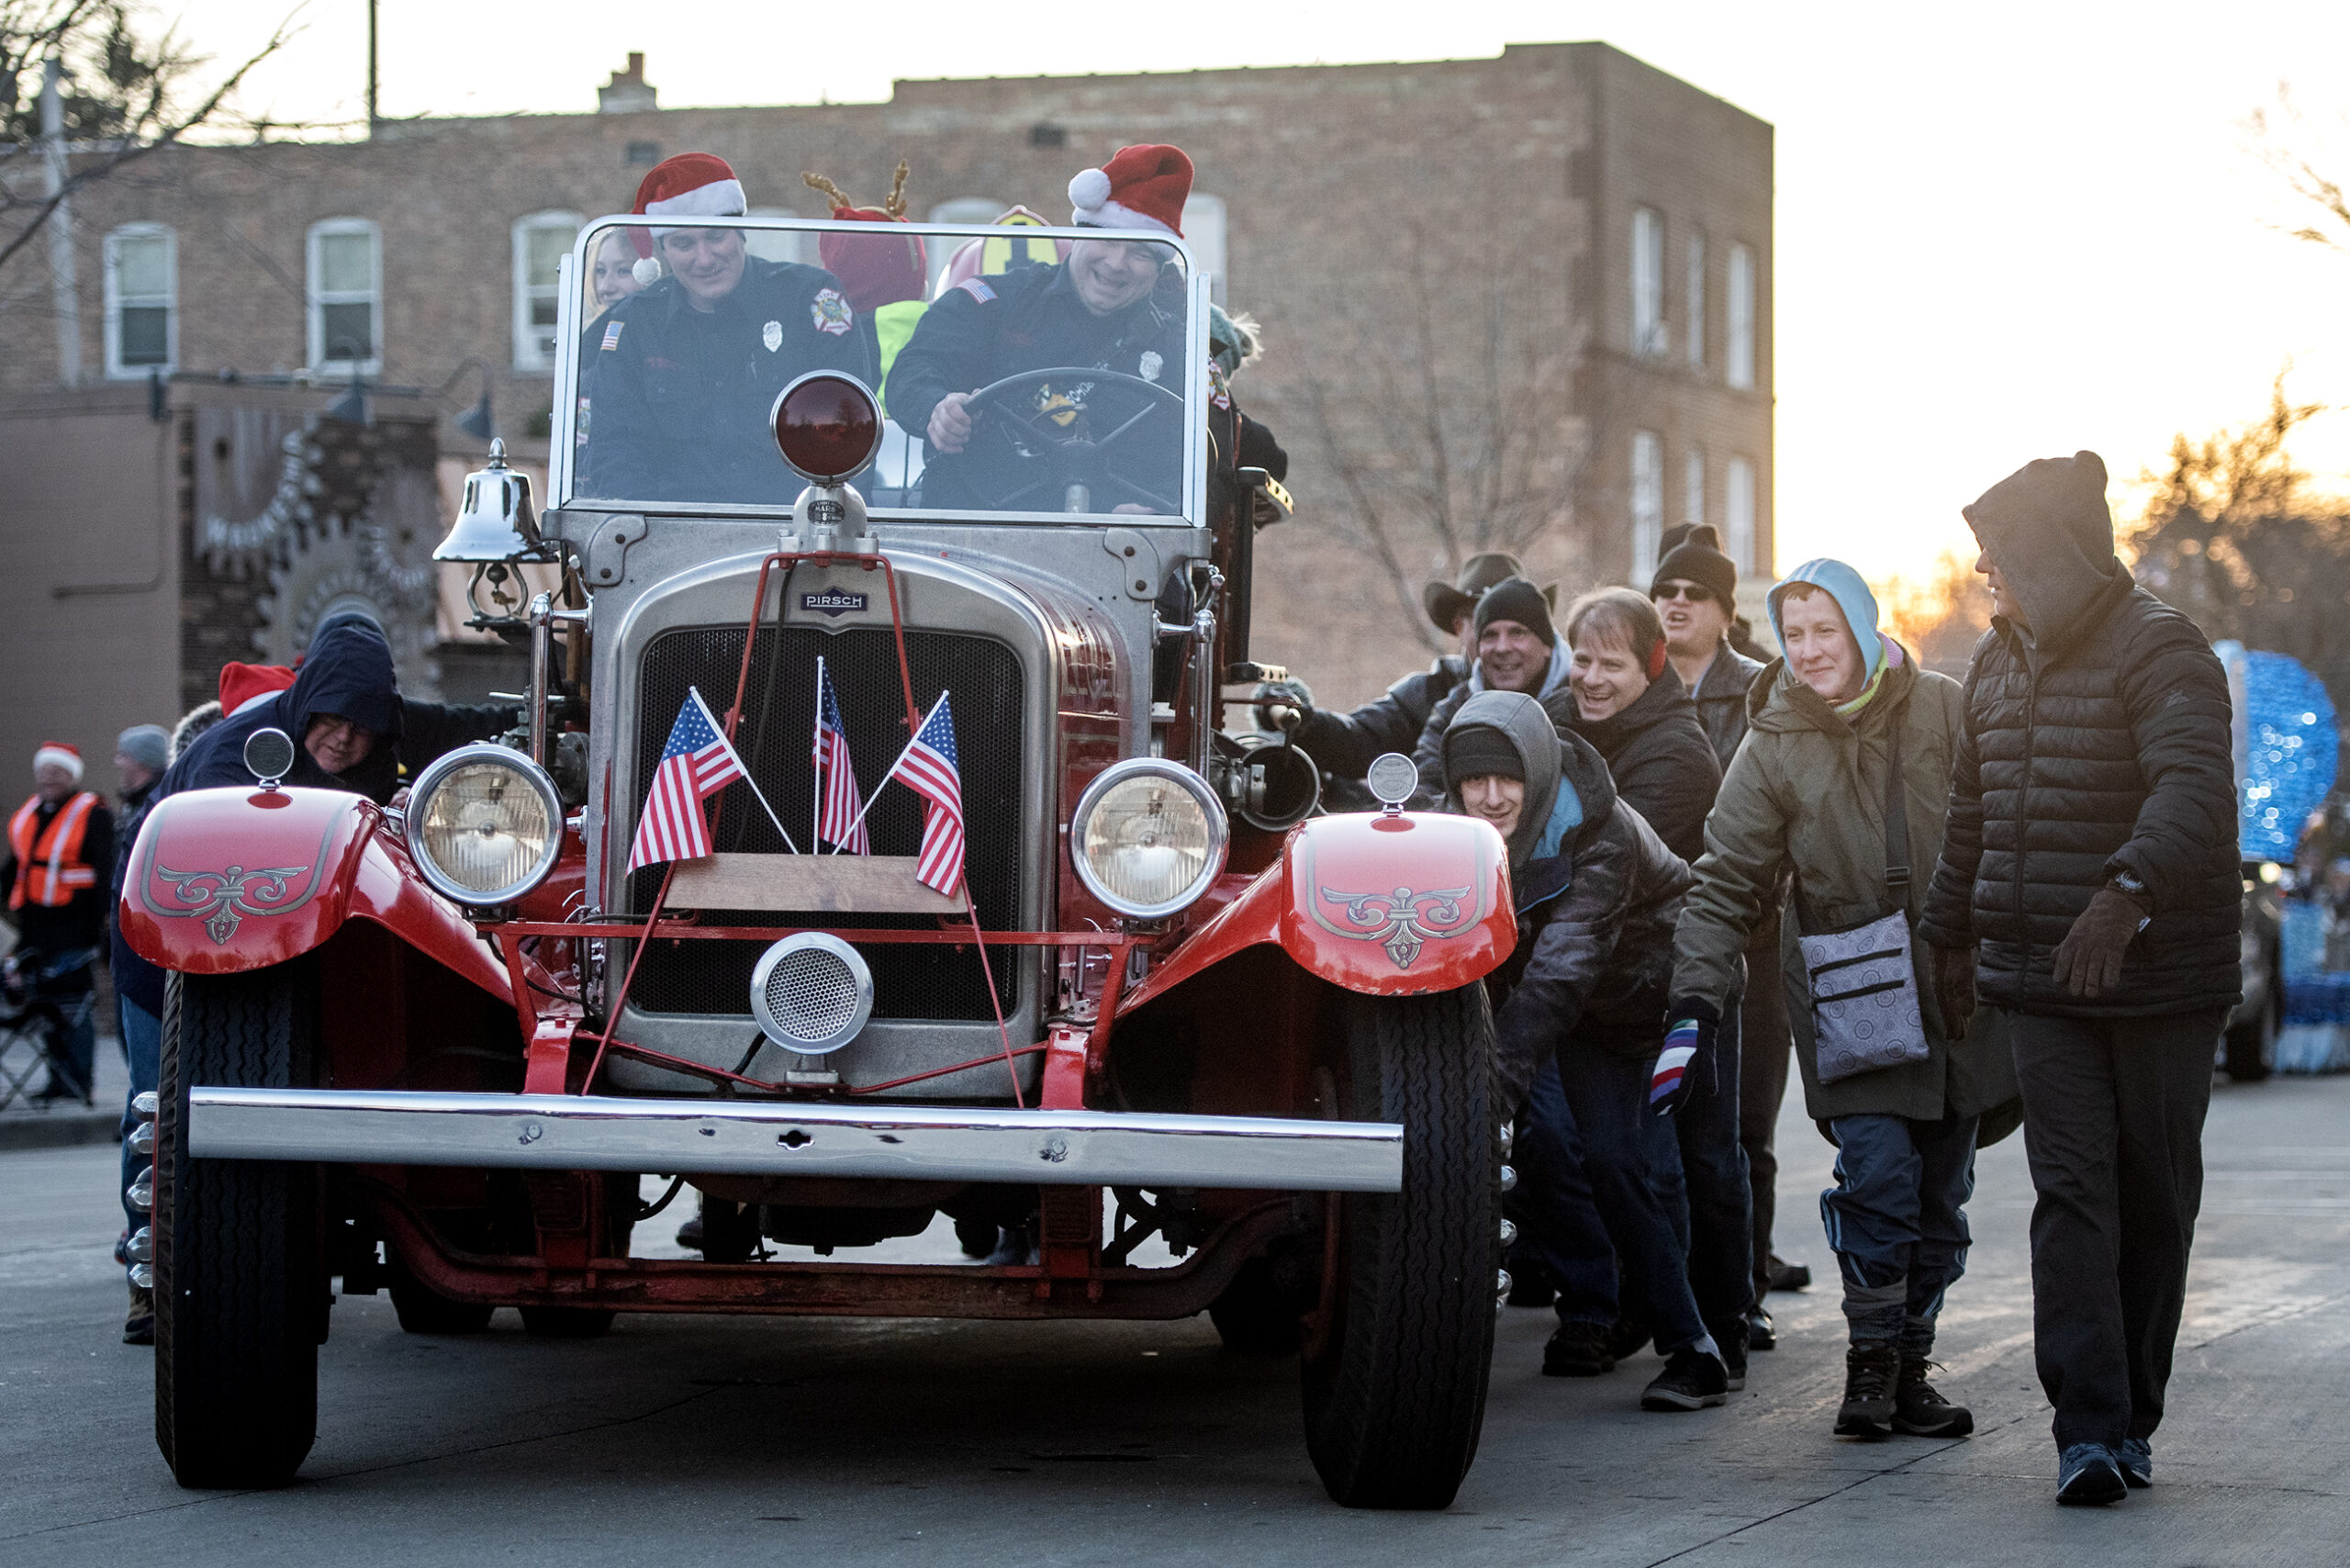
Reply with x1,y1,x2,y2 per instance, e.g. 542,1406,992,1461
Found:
1651,523,1738,608
1474,577,1557,647
1443,724,1524,789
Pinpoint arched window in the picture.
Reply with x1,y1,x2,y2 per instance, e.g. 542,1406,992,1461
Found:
512,211,581,374
104,222,174,377
307,218,381,375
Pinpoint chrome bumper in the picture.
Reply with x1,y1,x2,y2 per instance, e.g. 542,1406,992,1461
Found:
186,1087,1404,1193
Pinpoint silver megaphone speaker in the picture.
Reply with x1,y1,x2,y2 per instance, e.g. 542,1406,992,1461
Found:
434,438,544,564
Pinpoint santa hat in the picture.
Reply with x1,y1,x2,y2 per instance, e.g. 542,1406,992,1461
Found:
218,660,297,717
804,162,928,312
1068,145,1192,240
33,743,82,781
629,152,747,286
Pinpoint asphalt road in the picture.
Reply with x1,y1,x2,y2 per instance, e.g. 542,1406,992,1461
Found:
6,1068,2348,1566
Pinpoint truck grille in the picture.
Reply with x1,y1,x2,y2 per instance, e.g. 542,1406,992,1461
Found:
628,625,1024,1019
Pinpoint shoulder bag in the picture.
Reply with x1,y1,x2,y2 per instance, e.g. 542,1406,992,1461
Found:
1796,724,1930,1085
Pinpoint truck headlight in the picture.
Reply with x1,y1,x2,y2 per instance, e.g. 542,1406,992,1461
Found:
405,744,565,906
1069,759,1227,919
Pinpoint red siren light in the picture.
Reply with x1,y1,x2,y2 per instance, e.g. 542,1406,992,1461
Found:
770,372,881,484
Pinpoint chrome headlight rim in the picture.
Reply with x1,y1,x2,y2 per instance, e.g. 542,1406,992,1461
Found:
403,743,565,908
749,932,874,1056
1069,757,1229,920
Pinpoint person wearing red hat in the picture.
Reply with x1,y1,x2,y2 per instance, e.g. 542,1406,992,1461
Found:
887,145,1194,513
578,152,879,504
2,742,113,1106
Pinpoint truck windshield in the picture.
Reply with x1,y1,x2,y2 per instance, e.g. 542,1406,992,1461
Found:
565,216,1199,521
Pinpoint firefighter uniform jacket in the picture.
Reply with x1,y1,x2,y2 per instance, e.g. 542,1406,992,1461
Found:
3,790,114,955
579,256,880,505
888,263,1188,510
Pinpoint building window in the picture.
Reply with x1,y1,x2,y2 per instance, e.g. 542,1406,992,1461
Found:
104,223,174,377
1683,447,1706,526
1727,242,1756,390
743,207,807,268
1727,456,1757,571
1632,430,1664,579
1630,207,1665,358
511,211,580,375
1684,233,1706,369
925,197,1007,297
307,218,381,374
1181,194,1227,304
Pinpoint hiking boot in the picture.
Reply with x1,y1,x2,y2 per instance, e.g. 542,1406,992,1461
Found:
2117,1437,2153,1488
123,1283,154,1346
1639,1347,1729,1410
2057,1443,2127,1506
1745,1305,1776,1350
1606,1316,1655,1362
1892,1355,1973,1437
1708,1317,1750,1393
1766,1255,1812,1293
1834,1340,1899,1438
1541,1320,1615,1377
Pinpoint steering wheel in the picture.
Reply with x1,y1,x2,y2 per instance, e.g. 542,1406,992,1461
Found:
956,366,1184,514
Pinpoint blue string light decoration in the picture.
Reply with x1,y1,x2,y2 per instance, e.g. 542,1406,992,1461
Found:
2216,642,2339,863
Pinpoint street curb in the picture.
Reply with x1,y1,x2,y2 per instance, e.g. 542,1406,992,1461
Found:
0,1111,119,1151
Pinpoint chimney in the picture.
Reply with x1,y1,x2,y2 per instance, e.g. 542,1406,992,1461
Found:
599,53,657,115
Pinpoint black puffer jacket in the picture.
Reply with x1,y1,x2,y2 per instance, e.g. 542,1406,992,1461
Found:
1446,692,1692,1109
1919,452,2241,1017
1294,655,1467,778
1688,639,1766,771
1565,664,1722,865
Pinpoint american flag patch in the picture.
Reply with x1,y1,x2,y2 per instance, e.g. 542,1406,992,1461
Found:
955,277,996,303
601,319,624,351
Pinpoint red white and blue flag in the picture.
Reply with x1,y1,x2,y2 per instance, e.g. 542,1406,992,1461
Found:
894,694,965,896
627,687,749,872
812,657,868,854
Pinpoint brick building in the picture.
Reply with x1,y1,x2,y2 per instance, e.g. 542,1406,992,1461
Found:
0,40,1770,790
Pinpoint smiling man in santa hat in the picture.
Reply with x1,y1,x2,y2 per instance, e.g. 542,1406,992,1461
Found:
888,144,1194,513
578,151,879,504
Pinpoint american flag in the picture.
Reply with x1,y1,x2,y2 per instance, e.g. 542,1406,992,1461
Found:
626,688,748,871
812,658,867,854
896,694,965,895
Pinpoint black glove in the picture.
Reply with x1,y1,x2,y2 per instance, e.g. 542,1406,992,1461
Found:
1653,997,1718,1116
2053,885,2153,1000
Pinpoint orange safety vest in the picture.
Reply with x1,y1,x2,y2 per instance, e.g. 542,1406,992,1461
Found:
8,790,100,911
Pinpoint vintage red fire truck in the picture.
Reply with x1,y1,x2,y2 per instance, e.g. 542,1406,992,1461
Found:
121,212,1515,1508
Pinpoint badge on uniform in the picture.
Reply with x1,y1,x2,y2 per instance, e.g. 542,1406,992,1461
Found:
762,319,784,353
1138,350,1163,384
600,319,624,352
810,288,854,337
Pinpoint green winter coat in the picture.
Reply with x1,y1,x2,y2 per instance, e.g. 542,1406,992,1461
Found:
1671,645,2020,1126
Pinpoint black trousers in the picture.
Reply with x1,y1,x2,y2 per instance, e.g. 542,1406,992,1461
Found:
2007,1006,2227,1449
1737,928,1793,1306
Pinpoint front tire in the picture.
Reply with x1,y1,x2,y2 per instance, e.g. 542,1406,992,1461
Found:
154,966,324,1489
1301,985,1500,1510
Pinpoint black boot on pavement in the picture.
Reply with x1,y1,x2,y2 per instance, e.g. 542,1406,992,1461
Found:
1745,1305,1775,1350
1639,1347,1729,1410
1541,1320,1615,1377
1766,1255,1812,1292
1834,1340,1899,1438
123,1283,154,1345
1892,1354,1973,1437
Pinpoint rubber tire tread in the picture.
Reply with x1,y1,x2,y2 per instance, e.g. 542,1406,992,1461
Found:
154,965,322,1489
1301,983,1499,1510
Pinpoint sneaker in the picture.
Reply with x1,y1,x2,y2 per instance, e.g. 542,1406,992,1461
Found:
1745,1305,1776,1351
1767,1256,1812,1293
1892,1355,1974,1437
1834,1341,1899,1438
123,1284,154,1346
1708,1318,1750,1393
2116,1437,2153,1488
1541,1320,1615,1377
1639,1347,1729,1410
2057,1443,2127,1506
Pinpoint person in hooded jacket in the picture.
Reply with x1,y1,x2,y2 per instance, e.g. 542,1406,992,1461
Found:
1672,559,2020,1443
1919,452,2238,1507
1410,577,1575,802
1444,690,1729,1411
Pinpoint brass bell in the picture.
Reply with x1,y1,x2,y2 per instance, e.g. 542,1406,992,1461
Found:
433,438,544,563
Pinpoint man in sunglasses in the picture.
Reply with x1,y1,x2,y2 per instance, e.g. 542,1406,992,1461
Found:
1649,522,1807,1353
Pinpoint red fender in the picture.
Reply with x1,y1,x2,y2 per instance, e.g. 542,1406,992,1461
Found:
1120,811,1515,1011
118,786,510,1002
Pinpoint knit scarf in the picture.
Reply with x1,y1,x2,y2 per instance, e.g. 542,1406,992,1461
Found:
1833,635,1903,718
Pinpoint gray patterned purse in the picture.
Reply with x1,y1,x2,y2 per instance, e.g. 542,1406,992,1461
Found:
1797,726,1930,1085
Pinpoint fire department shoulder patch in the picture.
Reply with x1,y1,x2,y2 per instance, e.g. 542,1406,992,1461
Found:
810,288,854,336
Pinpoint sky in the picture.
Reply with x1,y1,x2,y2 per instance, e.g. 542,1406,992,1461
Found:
171,0,2350,586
